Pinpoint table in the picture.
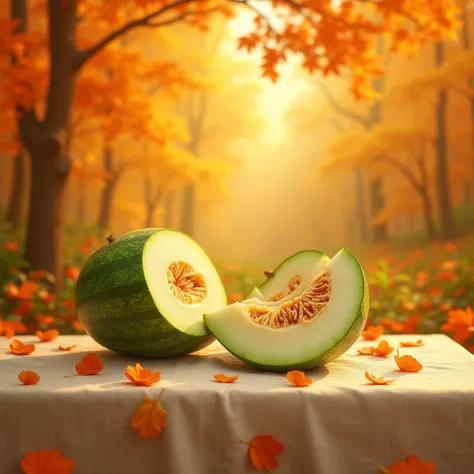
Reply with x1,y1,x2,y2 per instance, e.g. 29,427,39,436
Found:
1,334,473,474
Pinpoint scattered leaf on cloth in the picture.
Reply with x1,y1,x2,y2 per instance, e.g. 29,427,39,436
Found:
400,339,424,348
394,350,422,373
364,371,395,385
286,370,313,387
131,390,167,438
64,353,104,377
241,435,285,471
18,370,40,385
9,339,35,356
214,373,239,383
362,325,384,340
59,344,76,351
36,329,59,342
125,363,161,387
20,449,75,474
378,454,436,474
0,320,27,338
357,346,374,355
373,340,394,357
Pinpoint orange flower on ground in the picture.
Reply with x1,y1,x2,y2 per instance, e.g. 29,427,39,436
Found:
132,391,167,438
362,325,384,340
17,281,40,300
5,282,19,298
400,340,424,348
427,286,442,297
453,285,466,298
364,372,395,385
66,266,80,281
28,269,49,280
214,373,239,383
401,315,420,334
444,241,457,252
18,370,40,385
357,346,374,355
36,329,59,342
286,370,312,387
372,340,394,357
439,302,452,313
402,301,417,311
3,241,18,251
0,319,27,338
415,271,429,288
240,435,285,471
9,339,35,355
441,260,458,270
420,300,433,311
125,363,161,387
35,314,56,325
20,449,75,474
59,344,76,351
38,290,55,303
64,353,104,377
378,454,436,474
441,307,474,343
394,350,422,373
438,270,455,282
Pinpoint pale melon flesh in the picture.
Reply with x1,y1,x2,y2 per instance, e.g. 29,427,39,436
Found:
204,248,369,372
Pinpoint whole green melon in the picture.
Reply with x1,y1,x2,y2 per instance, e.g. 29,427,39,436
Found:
75,228,227,357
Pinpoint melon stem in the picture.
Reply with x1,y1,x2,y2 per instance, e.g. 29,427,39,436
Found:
106,234,116,243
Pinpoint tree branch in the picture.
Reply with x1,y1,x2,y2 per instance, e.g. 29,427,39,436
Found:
74,0,217,70
379,155,423,195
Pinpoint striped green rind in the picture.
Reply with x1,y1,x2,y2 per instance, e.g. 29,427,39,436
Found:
75,228,214,358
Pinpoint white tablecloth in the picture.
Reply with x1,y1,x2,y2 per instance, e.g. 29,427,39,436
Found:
1,334,473,474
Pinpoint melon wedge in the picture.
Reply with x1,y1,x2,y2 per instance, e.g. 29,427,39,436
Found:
75,228,227,357
245,250,329,305
204,248,369,372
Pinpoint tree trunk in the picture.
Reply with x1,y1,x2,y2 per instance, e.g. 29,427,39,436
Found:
369,178,388,241
164,192,174,228
181,138,199,235
145,204,154,228
98,146,118,230
77,180,86,224
354,169,368,242
6,151,27,230
434,43,457,240
421,190,437,241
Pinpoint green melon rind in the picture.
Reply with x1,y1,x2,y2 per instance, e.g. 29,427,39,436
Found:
75,228,215,358
204,247,369,372
245,249,327,300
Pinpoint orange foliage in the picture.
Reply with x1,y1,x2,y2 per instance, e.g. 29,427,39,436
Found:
20,449,75,474
65,353,104,377
286,370,313,387
58,344,76,351
372,340,395,357
400,340,424,347
364,372,395,385
125,363,161,387
380,454,436,474
394,350,423,372
18,370,40,386
362,325,385,340
241,434,285,471
132,391,167,438
36,329,59,342
441,307,474,343
214,373,239,383
9,339,35,355
0,319,27,338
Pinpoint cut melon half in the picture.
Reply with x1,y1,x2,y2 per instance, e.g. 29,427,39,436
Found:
204,248,369,372
245,250,330,306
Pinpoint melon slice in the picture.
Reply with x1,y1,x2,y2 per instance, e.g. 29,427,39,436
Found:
75,228,227,357
244,250,329,305
204,248,369,372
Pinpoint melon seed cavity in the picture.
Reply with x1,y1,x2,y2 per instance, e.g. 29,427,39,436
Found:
266,275,302,302
167,261,207,304
245,270,331,328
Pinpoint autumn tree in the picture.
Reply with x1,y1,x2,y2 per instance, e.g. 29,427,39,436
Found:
3,0,460,283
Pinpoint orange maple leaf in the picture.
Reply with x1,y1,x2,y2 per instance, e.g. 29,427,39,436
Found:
214,373,239,383
64,353,103,377
125,363,161,387
365,371,395,385
362,325,384,340
9,339,35,355
36,329,59,342
0,319,27,338
241,435,285,471
441,307,474,343
394,350,422,373
286,370,312,387
58,344,76,351
378,454,436,474
400,339,424,347
18,370,40,385
373,340,394,357
357,346,374,355
131,391,167,438
20,449,75,474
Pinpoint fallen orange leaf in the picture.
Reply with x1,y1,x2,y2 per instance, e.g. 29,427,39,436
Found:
64,353,103,377
125,363,161,387
36,329,59,342
241,434,285,471
18,370,40,386
20,449,75,474
362,325,384,340
400,339,424,348
378,454,436,474
394,350,422,373
131,390,167,438
286,370,312,387
357,346,374,355
373,340,394,357
0,319,27,338
364,371,395,385
9,339,35,355
58,344,76,351
214,373,239,383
